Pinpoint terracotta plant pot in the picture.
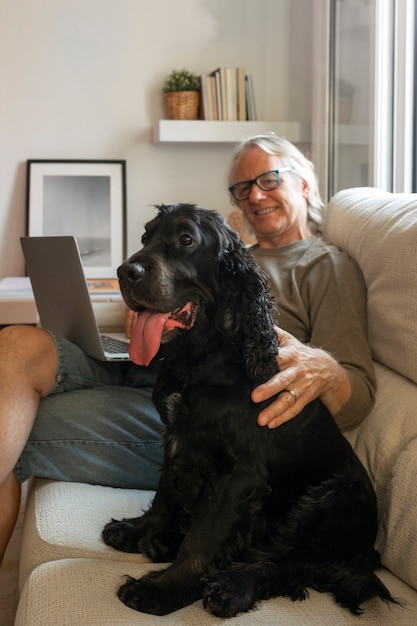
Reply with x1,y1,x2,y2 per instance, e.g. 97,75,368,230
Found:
164,91,200,120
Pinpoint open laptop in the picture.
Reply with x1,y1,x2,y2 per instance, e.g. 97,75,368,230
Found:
20,235,130,361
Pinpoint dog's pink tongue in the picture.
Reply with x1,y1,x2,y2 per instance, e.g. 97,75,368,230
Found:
129,305,193,366
129,310,170,366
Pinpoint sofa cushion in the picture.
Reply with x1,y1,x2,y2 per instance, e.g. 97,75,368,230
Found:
19,479,155,590
324,187,417,384
345,363,417,509
378,437,417,590
345,362,417,586
15,558,417,626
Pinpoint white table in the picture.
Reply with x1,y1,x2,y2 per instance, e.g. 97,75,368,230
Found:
0,277,125,328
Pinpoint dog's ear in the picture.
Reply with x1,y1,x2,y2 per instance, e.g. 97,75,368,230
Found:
216,231,279,384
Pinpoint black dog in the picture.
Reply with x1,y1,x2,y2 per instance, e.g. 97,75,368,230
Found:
102,203,397,618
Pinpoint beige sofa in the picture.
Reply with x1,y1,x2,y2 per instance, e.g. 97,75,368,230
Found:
15,188,417,625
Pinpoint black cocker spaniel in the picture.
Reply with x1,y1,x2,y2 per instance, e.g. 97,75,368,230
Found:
102,203,398,618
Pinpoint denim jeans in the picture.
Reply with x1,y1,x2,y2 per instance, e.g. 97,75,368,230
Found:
14,334,163,489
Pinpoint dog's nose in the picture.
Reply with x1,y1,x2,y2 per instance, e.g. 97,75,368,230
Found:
117,262,146,285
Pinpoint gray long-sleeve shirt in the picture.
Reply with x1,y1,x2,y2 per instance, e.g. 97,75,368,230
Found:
251,236,376,431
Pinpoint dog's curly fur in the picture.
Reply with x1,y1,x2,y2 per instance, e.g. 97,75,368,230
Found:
102,203,397,617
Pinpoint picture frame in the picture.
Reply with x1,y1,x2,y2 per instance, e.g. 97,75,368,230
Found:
26,159,126,278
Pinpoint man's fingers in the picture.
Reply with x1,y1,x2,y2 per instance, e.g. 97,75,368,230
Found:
252,371,296,403
257,394,301,428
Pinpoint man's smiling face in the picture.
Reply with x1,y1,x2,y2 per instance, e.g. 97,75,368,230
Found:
231,146,311,248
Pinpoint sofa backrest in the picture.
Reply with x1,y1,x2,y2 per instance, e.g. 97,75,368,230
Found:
323,187,417,385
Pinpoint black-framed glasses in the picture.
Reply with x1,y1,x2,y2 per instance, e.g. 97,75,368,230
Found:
228,167,293,201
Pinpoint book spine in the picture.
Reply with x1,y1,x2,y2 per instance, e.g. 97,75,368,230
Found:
200,75,209,120
245,74,257,121
237,67,247,121
208,76,218,120
226,67,238,121
212,69,223,120
219,67,228,121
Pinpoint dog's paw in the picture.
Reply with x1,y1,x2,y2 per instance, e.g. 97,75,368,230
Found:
118,575,162,614
139,529,184,562
102,519,142,553
202,570,255,618
118,573,195,616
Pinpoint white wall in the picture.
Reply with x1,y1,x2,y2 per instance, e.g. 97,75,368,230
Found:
0,0,313,278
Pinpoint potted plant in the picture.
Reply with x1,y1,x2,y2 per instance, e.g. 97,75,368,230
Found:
162,69,201,120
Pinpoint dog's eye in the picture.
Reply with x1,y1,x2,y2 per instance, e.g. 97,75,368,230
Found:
179,234,194,247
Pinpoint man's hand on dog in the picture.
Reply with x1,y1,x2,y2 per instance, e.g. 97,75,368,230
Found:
252,327,352,429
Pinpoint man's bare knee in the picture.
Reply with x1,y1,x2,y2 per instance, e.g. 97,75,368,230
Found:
0,325,58,396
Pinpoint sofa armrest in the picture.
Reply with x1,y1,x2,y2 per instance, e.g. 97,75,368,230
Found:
345,362,417,588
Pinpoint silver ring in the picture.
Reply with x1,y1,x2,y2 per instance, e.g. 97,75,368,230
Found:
287,389,298,403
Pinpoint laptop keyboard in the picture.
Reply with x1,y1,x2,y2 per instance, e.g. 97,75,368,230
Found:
101,335,129,354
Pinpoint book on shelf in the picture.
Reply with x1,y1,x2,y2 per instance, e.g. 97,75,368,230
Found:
245,74,257,121
200,75,210,120
208,75,218,120
237,67,247,121
213,70,222,120
200,75,219,120
225,67,237,121
215,69,227,120
199,67,255,121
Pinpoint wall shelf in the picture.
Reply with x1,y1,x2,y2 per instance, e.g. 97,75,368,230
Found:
153,120,310,144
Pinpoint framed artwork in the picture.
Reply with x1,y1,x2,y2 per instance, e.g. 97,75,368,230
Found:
26,159,126,278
